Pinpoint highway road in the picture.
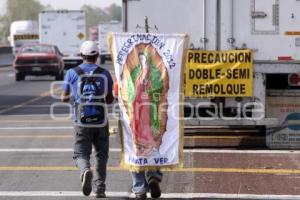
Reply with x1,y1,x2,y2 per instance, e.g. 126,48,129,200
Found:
0,64,300,200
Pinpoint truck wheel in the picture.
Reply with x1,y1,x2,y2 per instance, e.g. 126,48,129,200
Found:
60,70,64,80
55,71,64,81
15,73,24,81
100,56,105,64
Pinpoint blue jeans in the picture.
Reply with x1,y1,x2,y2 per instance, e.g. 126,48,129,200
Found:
131,170,163,194
73,125,109,193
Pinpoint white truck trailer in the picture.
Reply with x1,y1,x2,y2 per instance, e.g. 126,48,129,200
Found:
123,0,300,149
39,10,86,69
9,20,39,56
98,21,122,64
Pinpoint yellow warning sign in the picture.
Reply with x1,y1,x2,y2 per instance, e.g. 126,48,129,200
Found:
185,50,253,97
77,32,85,40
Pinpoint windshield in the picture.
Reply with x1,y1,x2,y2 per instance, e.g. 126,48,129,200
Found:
21,45,55,53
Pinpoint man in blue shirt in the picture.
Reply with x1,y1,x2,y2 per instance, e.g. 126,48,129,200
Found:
61,41,114,198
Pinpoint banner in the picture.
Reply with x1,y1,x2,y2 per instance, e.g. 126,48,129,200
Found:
109,33,188,171
185,50,253,97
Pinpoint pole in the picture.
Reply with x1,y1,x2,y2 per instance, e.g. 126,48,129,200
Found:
144,16,149,33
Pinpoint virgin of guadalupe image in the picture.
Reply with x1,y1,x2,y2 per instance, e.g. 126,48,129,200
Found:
120,44,169,156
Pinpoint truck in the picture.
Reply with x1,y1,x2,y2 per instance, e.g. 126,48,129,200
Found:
9,20,39,56
122,0,300,149
98,21,122,64
39,10,86,69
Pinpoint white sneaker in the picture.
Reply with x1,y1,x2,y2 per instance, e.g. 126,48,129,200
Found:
81,169,93,196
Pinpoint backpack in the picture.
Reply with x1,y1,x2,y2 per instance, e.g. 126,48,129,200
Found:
74,66,105,124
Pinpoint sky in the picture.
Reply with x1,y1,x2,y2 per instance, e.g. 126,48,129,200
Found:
0,0,122,15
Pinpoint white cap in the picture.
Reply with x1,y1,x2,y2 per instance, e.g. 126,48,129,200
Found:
80,41,99,56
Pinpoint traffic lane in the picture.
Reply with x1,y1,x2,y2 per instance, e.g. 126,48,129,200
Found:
0,164,300,195
1,102,118,115
1,122,300,170
0,133,121,149
0,117,119,150
0,170,132,193
0,62,115,116
1,139,300,196
0,119,73,127
0,72,54,97
0,151,121,169
1,127,300,170
0,66,15,87
0,62,114,101
0,90,118,115
1,104,69,115
0,197,130,200
0,198,91,200
0,81,54,115
1,128,300,169
0,85,62,116
0,113,118,127
1,149,300,171
1,143,300,195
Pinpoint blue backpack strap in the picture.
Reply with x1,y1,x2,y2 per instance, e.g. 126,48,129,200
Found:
92,66,103,75
73,66,86,98
74,66,85,76
91,67,104,96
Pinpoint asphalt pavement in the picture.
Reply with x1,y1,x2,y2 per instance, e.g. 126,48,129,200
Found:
1,64,300,199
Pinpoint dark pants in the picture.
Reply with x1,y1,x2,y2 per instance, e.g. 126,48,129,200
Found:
73,125,109,193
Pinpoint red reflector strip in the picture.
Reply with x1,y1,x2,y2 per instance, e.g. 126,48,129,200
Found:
278,56,293,61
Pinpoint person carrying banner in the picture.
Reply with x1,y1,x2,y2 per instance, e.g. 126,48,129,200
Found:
61,40,114,198
113,79,162,199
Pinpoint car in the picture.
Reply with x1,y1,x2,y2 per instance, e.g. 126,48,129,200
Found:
13,44,64,81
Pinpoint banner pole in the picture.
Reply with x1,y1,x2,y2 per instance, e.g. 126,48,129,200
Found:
144,16,149,33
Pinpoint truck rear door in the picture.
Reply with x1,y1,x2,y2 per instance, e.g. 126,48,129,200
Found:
220,0,300,60
125,0,217,50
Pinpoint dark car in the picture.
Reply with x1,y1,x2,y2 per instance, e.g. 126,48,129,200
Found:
13,44,64,81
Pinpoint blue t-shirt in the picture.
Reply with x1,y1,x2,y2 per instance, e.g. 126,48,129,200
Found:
62,63,113,121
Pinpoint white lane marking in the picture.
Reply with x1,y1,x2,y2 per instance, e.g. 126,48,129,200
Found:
0,192,299,199
0,148,299,154
7,73,14,77
0,148,121,152
0,113,117,117
0,125,118,130
0,191,129,197
0,114,52,117
0,127,73,130
184,149,300,154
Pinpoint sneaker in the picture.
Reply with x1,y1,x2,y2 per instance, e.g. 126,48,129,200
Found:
148,178,161,198
81,169,93,196
95,191,106,198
